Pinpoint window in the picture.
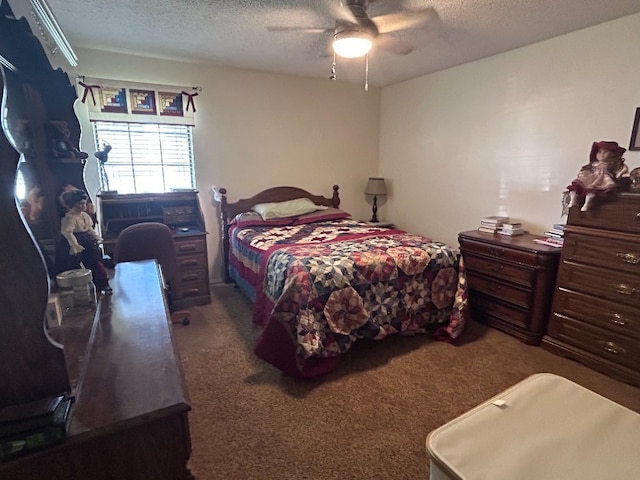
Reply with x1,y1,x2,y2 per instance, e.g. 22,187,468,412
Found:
92,121,195,194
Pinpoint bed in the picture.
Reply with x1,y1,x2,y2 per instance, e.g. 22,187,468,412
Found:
219,185,468,378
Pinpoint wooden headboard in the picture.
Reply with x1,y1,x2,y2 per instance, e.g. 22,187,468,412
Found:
218,185,340,282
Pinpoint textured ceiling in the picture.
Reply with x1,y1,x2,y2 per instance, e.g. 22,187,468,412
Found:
39,0,640,87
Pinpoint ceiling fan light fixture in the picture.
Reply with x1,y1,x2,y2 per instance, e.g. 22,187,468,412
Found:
332,31,372,58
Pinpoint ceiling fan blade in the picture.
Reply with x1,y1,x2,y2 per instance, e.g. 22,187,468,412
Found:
371,8,438,34
374,33,414,55
267,26,334,33
344,1,379,34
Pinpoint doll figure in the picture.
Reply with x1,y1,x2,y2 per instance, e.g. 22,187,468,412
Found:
58,189,110,293
567,141,629,211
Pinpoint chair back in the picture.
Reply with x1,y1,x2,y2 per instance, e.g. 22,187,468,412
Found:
113,222,178,282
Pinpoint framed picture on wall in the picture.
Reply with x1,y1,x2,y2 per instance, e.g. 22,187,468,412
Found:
159,92,184,117
629,107,640,151
130,89,157,115
100,87,127,113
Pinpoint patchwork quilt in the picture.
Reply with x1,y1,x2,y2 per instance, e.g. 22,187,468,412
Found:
229,219,468,377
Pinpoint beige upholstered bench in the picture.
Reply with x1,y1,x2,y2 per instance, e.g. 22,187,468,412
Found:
426,373,640,480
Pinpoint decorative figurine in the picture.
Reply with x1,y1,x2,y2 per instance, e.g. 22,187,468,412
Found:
56,189,110,293
567,140,629,211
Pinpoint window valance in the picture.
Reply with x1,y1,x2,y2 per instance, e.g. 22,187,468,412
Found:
76,77,199,126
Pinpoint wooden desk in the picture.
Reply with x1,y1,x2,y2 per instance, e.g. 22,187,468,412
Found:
0,260,193,479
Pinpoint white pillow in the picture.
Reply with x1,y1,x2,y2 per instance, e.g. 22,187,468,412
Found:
252,197,327,220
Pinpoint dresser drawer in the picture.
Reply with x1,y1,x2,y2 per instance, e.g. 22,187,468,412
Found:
174,235,206,256
469,292,529,329
549,314,640,371
466,272,531,309
552,288,640,340
463,253,535,287
557,261,640,307
177,252,207,271
568,193,640,235
562,232,640,275
173,268,208,298
177,267,208,285
460,238,539,266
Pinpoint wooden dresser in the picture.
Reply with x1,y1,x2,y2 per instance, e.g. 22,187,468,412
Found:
98,191,210,309
0,260,193,479
459,230,561,345
543,193,640,387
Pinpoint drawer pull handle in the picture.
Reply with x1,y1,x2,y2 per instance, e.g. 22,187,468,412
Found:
178,244,197,252
182,273,199,281
180,260,198,267
487,284,502,292
636,212,640,221
615,284,639,295
490,264,504,272
616,252,640,264
488,247,505,257
610,314,631,326
601,341,625,355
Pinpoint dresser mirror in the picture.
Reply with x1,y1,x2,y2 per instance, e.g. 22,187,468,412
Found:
0,1,86,407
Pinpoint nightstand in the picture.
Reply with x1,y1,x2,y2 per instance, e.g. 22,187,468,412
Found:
458,230,561,345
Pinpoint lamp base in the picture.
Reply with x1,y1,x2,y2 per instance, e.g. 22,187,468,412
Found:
370,195,379,222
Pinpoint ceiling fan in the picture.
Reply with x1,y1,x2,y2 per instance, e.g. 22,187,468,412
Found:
267,0,438,59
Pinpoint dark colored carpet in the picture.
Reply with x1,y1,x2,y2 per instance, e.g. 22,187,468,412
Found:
173,285,640,480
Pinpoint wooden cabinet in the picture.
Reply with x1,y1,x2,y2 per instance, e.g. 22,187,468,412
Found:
98,191,211,308
543,193,640,387
458,230,561,344
0,261,193,480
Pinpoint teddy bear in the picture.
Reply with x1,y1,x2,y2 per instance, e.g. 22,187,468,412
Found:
45,120,89,162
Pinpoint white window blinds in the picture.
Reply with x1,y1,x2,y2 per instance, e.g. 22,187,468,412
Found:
93,121,195,194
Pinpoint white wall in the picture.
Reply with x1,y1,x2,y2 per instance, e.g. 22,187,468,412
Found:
379,13,640,248
71,50,380,282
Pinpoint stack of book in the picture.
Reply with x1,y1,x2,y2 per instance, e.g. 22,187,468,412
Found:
0,394,73,460
478,215,509,234
533,223,565,248
499,221,525,236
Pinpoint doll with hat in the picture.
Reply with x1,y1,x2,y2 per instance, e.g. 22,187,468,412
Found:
567,140,629,211
55,188,111,293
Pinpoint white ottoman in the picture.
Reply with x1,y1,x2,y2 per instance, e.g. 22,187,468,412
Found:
426,373,640,480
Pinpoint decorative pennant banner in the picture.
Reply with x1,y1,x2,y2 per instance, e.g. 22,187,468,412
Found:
78,77,198,126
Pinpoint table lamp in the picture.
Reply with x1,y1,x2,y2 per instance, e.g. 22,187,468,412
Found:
365,177,387,222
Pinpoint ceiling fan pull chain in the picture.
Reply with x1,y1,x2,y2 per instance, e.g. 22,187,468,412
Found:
330,52,337,81
364,53,369,91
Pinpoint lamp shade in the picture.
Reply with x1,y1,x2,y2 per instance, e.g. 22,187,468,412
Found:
333,31,372,58
365,177,387,196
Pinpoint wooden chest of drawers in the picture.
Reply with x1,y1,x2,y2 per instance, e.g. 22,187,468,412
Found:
173,232,210,309
543,193,640,386
459,230,561,345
